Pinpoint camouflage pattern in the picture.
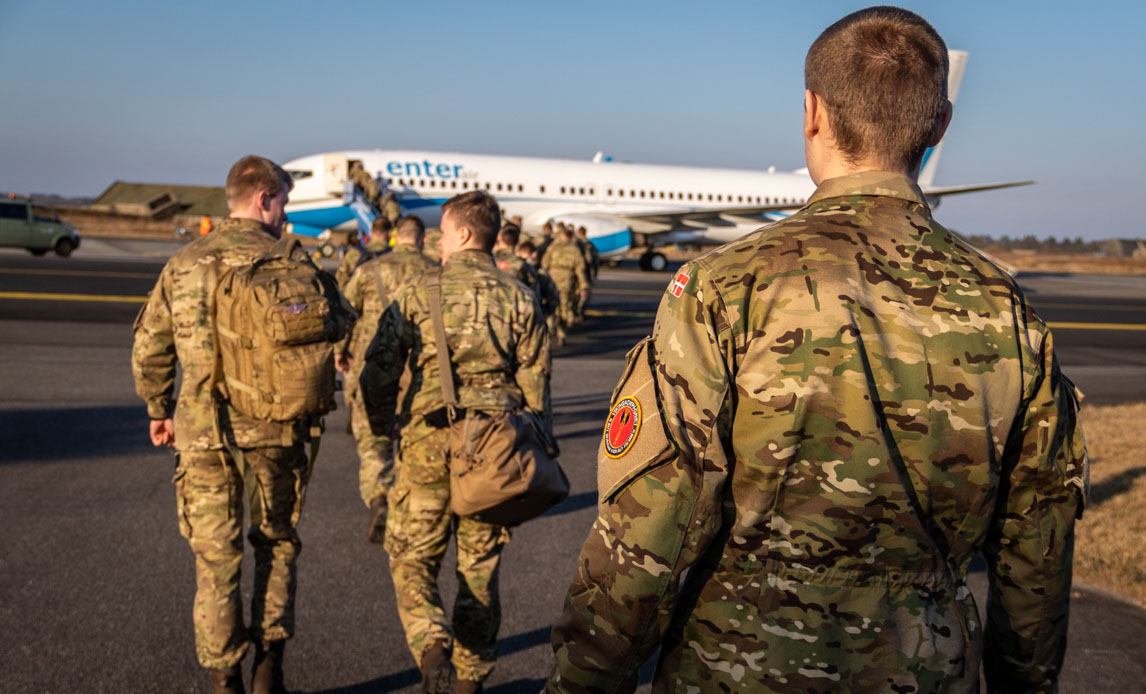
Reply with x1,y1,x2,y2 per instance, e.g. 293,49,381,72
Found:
494,248,557,318
383,192,403,226
340,243,436,507
132,217,298,450
541,238,589,335
350,164,383,209
337,236,390,289
175,444,308,669
548,171,1088,693
423,227,443,265
361,248,551,683
384,427,510,682
132,217,322,670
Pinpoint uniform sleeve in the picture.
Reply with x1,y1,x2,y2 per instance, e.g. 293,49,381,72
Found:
514,293,552,436
131,270,177,420
982,321,1087,693
549,262,733,694
337,269,366,356
575,254,589,293
360,294,413,440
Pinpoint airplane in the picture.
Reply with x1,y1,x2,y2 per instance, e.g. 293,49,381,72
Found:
282,51,1031,271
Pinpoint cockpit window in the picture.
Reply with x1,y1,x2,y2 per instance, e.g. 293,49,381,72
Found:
286,170,313,180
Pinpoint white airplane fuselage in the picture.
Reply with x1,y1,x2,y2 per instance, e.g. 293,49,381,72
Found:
282,150,818,259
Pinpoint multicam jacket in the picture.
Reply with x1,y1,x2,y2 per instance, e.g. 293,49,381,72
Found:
361,248,551,446
132,218,307,450
549,172,1088,693
339,243,436,362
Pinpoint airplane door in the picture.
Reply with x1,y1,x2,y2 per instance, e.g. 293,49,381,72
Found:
323,154,348,196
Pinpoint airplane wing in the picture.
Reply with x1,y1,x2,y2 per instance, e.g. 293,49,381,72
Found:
615,202,798,233
923,180,1035,198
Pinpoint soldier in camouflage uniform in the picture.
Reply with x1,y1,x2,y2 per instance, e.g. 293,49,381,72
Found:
383,190,403,227
133,156,351,694
336,215,436,541
534,220,555,261
423,226,444,265
549,8,1087,694
572,226,599,321
362,190,550,693
350,160,383,210
515,240,561,344
337,216,392,288
541,226,589,344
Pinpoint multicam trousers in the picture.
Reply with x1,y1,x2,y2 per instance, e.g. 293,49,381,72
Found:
173,443,308,670
384,427,511,683
348,363,394,508
549,270,579,336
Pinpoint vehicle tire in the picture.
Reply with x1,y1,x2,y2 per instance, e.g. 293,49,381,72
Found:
54,238,75,258
28,248,47,256
647,251,668,272
319,242,336,258
638,253,651,271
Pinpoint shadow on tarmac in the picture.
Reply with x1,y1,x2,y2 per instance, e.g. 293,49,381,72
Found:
0,405,153,463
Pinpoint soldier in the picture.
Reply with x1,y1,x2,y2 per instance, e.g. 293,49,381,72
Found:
337,216,392,288
540,226,589,344
423,226,444,265
572,227,598,321
132,155,351,694
336,215,435,542
534,220,555,261
515,240,561,345
349,160,383,209
548,7,1087,694
361,190,550,694
383,189,403,227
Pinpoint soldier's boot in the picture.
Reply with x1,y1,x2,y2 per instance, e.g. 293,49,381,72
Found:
210,667,245,694
419,641,455,694
366,497,388,544
251,641,286,694
456,679,483,694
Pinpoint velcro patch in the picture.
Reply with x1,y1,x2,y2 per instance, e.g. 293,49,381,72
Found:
603,397,641,458
669,270,690,298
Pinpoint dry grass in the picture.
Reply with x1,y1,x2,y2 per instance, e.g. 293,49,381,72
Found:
1073,402,1146,606
991,250,1146,276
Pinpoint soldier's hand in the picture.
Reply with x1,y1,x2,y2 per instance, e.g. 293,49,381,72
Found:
335,352,353,373
149,418,175,447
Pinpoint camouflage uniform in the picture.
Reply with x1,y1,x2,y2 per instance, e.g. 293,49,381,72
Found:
494,249,558,317
337,236,390,289
350,164,383,209
383,192,403,226
132,217,323,670
423,227,444,265
548,172,1088,693
572,236,597,319
361,248,551,684
339,243,436,507
541,238,589,339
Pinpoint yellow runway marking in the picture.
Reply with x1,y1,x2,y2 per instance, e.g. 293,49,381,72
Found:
0,268,157,279
1038,302,1146,312
586,308,657,318
0,291,146,303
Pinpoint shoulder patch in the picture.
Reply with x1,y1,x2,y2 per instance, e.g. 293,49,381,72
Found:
669,270,690,298
603,396,641,458
497,259,511,271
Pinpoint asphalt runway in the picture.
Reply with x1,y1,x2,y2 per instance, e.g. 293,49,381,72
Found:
1,240,1145,693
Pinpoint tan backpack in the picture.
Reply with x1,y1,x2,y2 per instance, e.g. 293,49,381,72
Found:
214,237,349,422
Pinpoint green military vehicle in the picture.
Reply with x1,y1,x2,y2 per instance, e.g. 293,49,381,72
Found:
0,198,80,257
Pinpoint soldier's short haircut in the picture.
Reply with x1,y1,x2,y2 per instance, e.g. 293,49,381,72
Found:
225,155,293,210
371,216,393,235
560,226,574,240
498,224,521,247
395,214,425,242
542,221,553,233
441,190,500,250
577,226,588,236
517,240,536,254
805,6,948,172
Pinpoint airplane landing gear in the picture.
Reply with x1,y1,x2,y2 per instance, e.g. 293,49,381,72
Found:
639,250,668,272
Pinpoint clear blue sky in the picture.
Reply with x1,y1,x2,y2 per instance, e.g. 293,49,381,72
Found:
2,1,1142,240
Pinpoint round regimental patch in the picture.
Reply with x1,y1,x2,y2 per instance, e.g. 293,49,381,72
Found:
603,396,641,458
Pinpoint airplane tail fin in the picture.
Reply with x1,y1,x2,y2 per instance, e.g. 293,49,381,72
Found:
918,49,968,189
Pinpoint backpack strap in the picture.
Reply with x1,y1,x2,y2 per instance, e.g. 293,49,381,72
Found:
425,270,458,412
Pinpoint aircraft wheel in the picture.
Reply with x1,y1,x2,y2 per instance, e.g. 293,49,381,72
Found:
641,251,668,272
319,242,336,258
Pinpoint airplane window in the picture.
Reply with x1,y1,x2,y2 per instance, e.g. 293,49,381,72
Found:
668,192,674,200
497,183,503,191
518,184,524,192
607,189,612,196
630,190,636,197
579,188,585,195
717,195,723,202
640,191,645,198
461,181,468,189
286,170,313,180
658,191,664,199
420,180,426,187
540,185,546,193
560,186,565,194
589,188,595,195
450,181,457,189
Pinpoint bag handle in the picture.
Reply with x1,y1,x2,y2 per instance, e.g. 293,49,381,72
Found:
426,270,458,409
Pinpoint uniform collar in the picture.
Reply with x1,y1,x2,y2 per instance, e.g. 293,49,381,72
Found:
217,217,279,239
445,248,494,266
808,171,928,207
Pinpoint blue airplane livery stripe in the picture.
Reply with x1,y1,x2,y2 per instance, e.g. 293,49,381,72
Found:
287,206,356,230
920,146,935,172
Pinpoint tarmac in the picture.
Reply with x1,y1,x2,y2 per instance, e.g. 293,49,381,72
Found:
1,239,1144,692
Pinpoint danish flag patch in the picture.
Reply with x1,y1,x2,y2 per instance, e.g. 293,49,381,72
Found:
669,271,690,298
497,260,510,271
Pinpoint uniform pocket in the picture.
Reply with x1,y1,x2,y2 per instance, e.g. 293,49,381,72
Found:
597,337,678,503
171,457,191,539
383,485,412,555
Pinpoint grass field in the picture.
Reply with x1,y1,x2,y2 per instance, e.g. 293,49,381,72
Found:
1074,402,1146,606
